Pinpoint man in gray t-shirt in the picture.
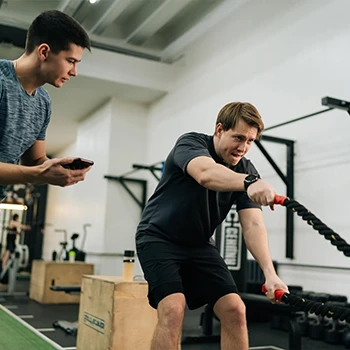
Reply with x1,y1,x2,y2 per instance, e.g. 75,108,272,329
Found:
0,10,92,201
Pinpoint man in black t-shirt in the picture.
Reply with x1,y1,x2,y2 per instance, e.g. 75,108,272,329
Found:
136,102,288,350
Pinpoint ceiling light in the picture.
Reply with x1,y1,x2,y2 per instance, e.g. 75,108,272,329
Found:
89,0,99,4
0,203,28,211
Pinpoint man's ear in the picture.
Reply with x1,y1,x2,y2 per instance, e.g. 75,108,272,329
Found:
37,44,50,61
215,123,223,137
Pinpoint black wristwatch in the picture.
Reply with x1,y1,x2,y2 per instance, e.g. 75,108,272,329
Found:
244,174,259,191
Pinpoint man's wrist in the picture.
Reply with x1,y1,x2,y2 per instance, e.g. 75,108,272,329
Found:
20,165,40,184
244,174,260,191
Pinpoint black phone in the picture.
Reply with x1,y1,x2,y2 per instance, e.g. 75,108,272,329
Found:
62,158,94,170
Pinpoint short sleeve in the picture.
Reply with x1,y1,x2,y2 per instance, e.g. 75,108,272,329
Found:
173,133,212,173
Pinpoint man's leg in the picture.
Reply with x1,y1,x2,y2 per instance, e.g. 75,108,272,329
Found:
151,293,185,350
213,293,248,350
2,250,10,270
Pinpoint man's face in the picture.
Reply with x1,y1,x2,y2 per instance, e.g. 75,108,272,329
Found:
44,43,84,88
215,119,258,166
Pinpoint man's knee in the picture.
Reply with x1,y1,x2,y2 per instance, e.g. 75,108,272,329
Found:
158,293,186,328
214,294,246,325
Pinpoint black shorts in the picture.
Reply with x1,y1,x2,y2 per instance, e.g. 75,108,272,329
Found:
6,233,16,253
136,241,238,310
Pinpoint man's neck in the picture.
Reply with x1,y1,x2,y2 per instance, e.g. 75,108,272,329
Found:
13,55,43,95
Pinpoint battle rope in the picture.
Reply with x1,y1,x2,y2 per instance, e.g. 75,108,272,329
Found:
262,285,350,322
274,195,350,257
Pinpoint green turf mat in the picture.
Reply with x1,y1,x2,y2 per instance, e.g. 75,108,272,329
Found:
0,307,58,349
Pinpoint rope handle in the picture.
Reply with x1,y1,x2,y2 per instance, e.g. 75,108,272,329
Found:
261,284,286,301
274,195,288,205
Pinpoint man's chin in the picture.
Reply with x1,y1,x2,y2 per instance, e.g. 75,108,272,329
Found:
52,81,64,88
229,157,241,166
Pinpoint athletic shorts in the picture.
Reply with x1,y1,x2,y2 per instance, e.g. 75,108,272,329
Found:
6,241,16,253
136,241,238,310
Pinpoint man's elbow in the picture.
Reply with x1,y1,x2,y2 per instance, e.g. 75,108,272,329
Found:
196,170,211,187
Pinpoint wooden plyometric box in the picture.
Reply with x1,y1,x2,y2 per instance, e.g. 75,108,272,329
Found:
77,276,164,350
29,260,94,304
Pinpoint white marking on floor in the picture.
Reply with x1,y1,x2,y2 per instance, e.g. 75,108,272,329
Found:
37,328,56,332
5,305,18,309
62,347,77,350
249,346,285,350
19,315,34,319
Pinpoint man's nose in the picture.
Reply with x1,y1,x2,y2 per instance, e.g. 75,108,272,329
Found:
237,141,246,152
69,64,78,77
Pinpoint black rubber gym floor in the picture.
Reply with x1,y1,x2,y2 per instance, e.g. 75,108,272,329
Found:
0,280,346,350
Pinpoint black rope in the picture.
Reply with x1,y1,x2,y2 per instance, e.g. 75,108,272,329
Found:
280,198,350,258
280,292,350,322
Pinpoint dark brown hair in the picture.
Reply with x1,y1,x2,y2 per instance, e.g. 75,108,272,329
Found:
25,10,91,54
215,102,264,138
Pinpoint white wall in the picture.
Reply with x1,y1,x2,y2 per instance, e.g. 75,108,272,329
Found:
102,98,148,276
44,101,112,272
44,98,148,276
146,0,350,297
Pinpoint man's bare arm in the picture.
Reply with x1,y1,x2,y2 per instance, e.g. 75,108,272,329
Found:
186,156,275,206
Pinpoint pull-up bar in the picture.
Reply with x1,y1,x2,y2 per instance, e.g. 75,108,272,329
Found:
264,96,350,131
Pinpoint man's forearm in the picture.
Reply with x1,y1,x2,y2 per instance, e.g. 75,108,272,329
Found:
244,227,276,277
0,162,41,185
21,155,49,166
198,163,247,192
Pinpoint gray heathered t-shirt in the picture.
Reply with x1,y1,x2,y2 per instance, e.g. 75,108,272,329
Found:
0,59,51,200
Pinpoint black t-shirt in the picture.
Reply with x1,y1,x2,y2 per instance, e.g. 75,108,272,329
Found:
136,132,261,247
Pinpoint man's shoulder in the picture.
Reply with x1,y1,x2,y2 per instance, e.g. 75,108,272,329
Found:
231,157,258,174
0,60,12,79
177,131,210,144
0,59,11,69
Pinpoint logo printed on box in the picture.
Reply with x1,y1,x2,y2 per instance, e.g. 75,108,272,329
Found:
83,312,105,334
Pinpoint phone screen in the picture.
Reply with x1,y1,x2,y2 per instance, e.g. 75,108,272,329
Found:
63,158,94,170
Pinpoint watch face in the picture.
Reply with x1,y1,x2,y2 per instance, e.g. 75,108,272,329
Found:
245,174,258,182
244,174,259,190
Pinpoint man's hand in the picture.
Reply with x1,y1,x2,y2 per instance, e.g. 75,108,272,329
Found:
263,275,289,304
247,179,276,209
34,157,92,187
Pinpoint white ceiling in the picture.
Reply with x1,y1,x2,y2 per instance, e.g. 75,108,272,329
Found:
0,0,245,154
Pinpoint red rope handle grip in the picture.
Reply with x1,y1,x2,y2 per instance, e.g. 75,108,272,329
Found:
274,195,288,206
261,284,286,301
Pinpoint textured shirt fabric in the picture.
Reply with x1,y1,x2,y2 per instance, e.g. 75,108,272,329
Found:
0,59,51,200
136,132,261,247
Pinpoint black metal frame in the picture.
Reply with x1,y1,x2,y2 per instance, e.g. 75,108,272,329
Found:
104,162,163,213
255,135,295,258
104,175,147,212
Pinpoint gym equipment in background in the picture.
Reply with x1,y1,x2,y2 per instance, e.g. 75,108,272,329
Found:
50,280,81,335
0,244,29,296
52,229,69,261
52,224,90,262
73,223,91,262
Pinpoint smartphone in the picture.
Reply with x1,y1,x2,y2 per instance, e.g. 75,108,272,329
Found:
62,158,94,170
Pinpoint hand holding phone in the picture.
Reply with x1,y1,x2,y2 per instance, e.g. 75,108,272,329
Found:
62,158,94,170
